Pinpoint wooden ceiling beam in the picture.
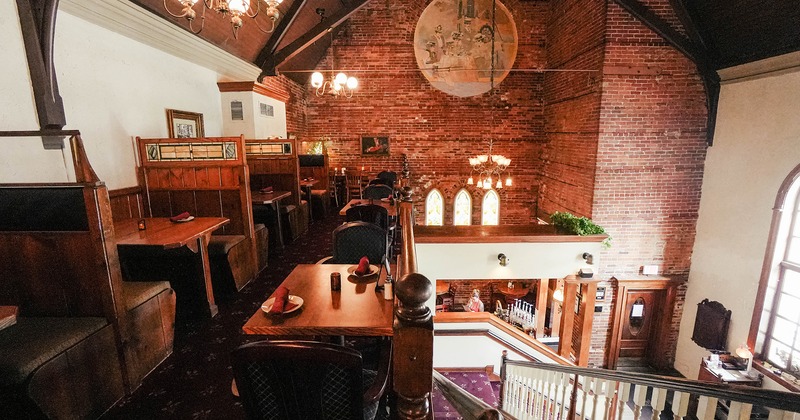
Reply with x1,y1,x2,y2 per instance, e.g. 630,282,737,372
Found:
612,0,720,146
258,0,371,80
254,0,309,68
16,0,66,130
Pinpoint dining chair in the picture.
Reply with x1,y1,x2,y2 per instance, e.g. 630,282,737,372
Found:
327,171,339,208
345,204,395,259
346,172,363,201
362,184,393,200
232,340,391,420
376,171,397,188
330,221,388,264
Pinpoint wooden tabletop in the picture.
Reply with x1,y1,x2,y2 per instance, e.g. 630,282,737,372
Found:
493,282,533,298
114,217,229,249
251,190,292,204
242,264,394,337
339,199,397,217
299,179,319,188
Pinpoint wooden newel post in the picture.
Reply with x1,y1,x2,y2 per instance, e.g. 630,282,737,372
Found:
394,272,434,419
393,189,434,419
498,350,508,409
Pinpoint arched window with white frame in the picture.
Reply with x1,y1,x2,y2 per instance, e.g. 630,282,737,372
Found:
752,164,800,377
481,189,499,225
425,189,444,226
453,189,472,226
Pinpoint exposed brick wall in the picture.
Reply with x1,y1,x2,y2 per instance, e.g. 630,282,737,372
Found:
302,0,548,225
588,0,707,367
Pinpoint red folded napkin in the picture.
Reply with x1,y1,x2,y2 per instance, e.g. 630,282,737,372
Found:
269,286,295,314
260,186,273,193
355,256,370,276
170,211,191,222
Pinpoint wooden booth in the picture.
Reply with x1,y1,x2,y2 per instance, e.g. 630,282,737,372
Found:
0,132,176,417
246,138,308,245
132,136,262,302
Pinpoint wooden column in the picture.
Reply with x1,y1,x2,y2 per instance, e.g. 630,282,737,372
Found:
558,278,578,360
535,278,549,337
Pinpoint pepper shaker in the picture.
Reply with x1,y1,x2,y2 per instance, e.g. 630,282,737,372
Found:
330,272,341,291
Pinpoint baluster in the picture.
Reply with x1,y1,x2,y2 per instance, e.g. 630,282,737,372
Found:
671,391,689,420
632,384,647,420
696,395,718,420
604,379,619,420
580,376,591,419
650,386,668,420
766,409,790,420
533,368,545,419
617,382,631,420
728,401,752,420
557,372,569,420
589,377,600,420
544,370,555,418
547,371,559,419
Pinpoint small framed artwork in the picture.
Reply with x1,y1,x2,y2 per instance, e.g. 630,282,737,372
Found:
361,136,390,156
166,109,204,138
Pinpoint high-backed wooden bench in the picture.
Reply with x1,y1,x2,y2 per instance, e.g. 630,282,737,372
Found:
0,133,175,417
246,138,307,245
135,136,260,295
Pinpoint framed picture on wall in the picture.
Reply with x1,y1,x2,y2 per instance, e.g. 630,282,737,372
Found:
166,109,204,138
361,136,390,156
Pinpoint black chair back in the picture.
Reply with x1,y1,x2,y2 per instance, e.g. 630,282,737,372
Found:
376,171,397,187
332,221,387,264
362,184,393,200
232,340,365,420
345,204,390,231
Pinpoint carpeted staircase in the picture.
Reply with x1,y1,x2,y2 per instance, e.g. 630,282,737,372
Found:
431,371,502,419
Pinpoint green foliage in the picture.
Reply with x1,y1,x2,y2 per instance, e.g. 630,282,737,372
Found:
550,211,612,248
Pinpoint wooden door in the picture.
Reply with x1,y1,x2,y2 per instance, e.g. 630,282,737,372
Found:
619,290,663,362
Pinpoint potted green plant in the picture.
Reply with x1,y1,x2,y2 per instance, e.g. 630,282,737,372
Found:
550,211,611,248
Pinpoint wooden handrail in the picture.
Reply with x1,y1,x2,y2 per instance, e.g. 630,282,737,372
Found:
393,186,435,419
501,357,800,415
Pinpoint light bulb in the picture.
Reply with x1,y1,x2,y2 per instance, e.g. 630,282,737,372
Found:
467,176,474,185
228,0,249,14
334,72,348,85
311,72,324,88
483,180,491,190
333,80,342,91
184,0,199,4
496,180,502,189
346,76,358,89
486,177,492,185
505,177,512,186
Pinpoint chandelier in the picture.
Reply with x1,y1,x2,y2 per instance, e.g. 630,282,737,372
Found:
466,0,511,190
310,30,358,98
163,0,283,38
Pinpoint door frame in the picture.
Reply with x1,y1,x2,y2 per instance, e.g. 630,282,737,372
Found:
607,276,682,370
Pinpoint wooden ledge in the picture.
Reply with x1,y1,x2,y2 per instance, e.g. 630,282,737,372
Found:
414,225,608,244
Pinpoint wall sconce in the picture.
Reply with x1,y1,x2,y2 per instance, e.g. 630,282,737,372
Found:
498,253,509,266
552,288,564,304
582,252,594,265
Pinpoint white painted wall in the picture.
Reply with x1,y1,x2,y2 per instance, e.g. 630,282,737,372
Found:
1,3,223,188
675,64,800,391
220,91,287,139
417,241,602,281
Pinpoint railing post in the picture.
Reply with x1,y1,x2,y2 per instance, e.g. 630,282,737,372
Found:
567,373,580,419
499,350,507,410
393,190,434,419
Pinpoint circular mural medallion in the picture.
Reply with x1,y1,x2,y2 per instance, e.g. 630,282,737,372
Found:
414,0,518,97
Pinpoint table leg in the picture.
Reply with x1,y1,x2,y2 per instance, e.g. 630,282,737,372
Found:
272,200,286,251
303,186,314,222
196,234,218,318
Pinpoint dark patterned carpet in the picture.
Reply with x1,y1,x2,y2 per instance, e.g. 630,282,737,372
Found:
103,213,346,419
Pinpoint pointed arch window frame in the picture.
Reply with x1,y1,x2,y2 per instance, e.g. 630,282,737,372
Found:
481,189,500,226
453,188,473,226
425,188,445,226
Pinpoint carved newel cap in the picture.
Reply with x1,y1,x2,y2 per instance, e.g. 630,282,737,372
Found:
396,272,433,323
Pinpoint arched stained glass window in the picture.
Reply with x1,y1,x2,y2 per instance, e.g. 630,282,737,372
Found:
454,189,472,226
482,190,499,225
425,189,444,226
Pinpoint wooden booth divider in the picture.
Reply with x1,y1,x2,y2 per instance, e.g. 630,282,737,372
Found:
245,138,308,244
0,132,176,418
135,136,261,294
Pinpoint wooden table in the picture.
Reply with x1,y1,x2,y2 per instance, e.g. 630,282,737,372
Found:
242,264,394,337
251,190,292,251
339,199,397,217
115,217,228,317
299,179,319,221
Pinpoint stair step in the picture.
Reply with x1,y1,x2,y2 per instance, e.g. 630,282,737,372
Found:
432,371,499,419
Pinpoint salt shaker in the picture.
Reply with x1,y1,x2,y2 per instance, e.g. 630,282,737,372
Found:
330,272,341,291
383,275,393,300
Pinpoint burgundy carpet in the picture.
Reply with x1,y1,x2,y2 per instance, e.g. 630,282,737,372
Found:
431,371,501,419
